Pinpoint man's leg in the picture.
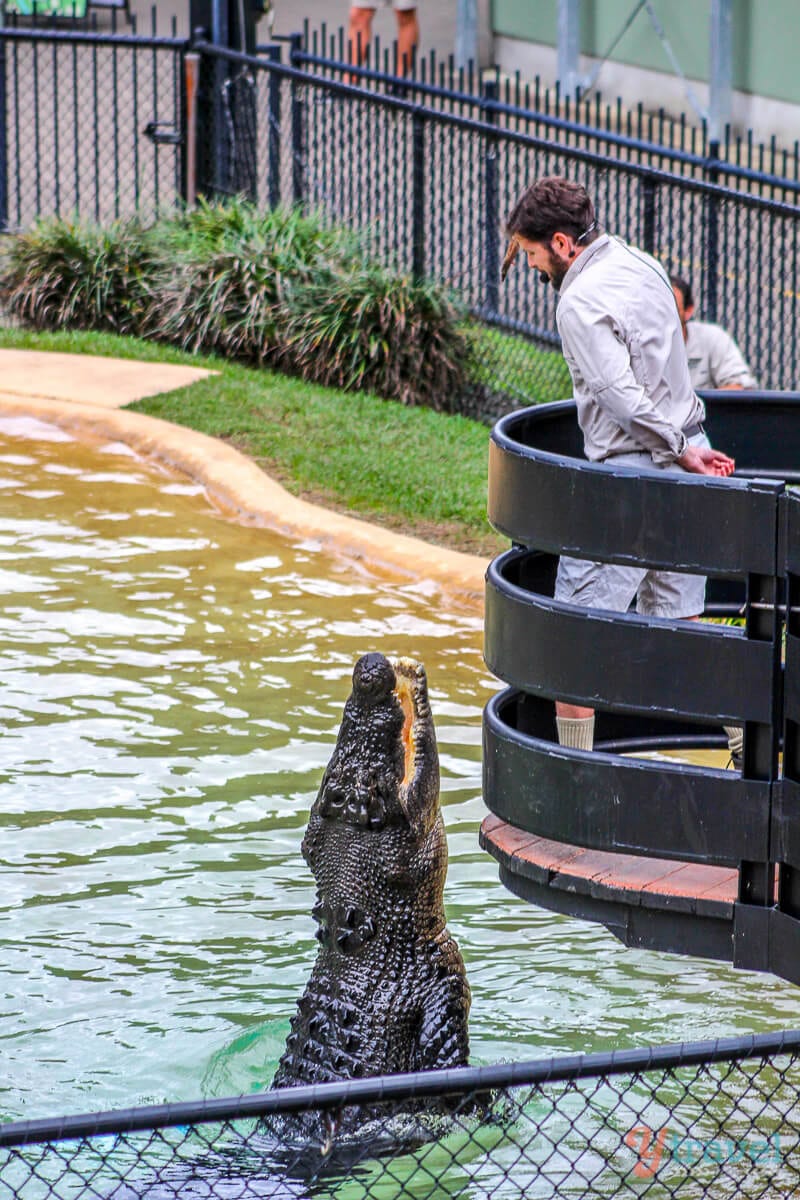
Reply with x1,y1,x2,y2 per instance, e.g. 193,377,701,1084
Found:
637,568,742,768
723,724,743,768
553,556,645,751
348,6,375,72
555,701,596,750
395,8,419,75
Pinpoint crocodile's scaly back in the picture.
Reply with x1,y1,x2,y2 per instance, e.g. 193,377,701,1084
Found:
269,653,470,1141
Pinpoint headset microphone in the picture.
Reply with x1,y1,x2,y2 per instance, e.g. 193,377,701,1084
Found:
539,271,550,285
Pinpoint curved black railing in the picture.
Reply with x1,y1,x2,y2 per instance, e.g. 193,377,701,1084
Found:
483,392,800,983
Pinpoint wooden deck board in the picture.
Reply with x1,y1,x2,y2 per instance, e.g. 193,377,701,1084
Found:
480,815,738,919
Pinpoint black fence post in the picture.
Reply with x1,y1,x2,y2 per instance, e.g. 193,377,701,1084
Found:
0,31,7,232
483,76,499,315
704,139,720,324
288,32,305,209
640,175,656,254
189,2,225,198
771,490,800,984
734,478,784,973
189,1,258,201
411,108,426,281
264,43,281,210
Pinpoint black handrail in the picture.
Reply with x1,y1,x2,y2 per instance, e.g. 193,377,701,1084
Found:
2,1028,799,1147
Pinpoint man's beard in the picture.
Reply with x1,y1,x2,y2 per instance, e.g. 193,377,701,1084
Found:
543,246,570,290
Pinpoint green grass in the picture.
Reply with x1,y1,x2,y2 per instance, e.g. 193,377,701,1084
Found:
464,323,571,405
0,326,508,557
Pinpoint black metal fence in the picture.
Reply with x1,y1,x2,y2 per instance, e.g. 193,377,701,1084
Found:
2,1030,800,1198
0,8,186,228
1,14,800,405
183,34,800,405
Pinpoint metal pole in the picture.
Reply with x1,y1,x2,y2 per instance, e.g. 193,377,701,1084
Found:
210,0,226,47
0,27,7,232
288,32,305,208
483,76,499,314
640,175,656,254
184,51,200,208
557,0,581,99
265,43,281,210
211,0,228,195
411,111,426,281
455,0,478,70
709,0,732,144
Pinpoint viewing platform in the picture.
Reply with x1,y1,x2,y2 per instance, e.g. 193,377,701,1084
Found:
481,392,800,985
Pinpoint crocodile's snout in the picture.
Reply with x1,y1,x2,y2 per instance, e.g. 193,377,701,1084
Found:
314,653,436,836
351,652,396,703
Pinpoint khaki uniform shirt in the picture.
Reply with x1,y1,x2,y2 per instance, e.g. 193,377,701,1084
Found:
556,234,705,464
685,320,757,390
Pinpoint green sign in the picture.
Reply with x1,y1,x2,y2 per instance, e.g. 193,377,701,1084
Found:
3,1,89,15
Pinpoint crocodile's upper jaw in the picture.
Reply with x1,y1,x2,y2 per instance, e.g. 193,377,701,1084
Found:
393,656,426,791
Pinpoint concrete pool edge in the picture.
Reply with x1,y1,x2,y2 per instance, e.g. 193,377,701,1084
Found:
0,392,488,608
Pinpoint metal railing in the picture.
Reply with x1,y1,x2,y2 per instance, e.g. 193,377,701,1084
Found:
2,1029,799,1198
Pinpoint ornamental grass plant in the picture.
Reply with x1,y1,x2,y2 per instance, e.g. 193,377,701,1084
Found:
0,216,150,334
141,199,360,363
280,263,470,410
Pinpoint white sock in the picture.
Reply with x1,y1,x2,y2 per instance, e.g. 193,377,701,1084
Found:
556,715,595,751
724,725,743,759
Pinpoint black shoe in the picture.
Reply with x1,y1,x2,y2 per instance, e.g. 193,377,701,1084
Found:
728,751,742,772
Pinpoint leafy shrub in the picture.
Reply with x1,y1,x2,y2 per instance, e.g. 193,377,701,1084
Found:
0,216,150,334
280,263,471,410
142,199,359,362
143,243,283,361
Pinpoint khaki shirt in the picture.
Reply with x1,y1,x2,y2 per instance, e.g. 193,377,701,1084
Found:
556,234,705,464
685,320,757,390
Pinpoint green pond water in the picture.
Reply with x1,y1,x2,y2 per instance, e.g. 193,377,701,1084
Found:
1,413,798,1128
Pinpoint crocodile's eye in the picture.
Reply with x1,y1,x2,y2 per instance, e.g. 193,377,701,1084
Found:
352,653,396,702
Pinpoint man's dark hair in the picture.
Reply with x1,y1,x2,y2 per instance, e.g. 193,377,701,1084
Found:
505,176,598,243
669,274,694,308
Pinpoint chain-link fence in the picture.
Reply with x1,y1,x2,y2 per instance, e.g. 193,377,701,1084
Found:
2,1030,799,1198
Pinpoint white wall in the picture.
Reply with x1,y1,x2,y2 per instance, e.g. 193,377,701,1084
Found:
495,34,800,148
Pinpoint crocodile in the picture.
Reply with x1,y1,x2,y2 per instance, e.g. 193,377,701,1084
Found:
266,651,471,1149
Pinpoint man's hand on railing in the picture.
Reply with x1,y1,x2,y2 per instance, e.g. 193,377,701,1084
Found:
677,444,736,477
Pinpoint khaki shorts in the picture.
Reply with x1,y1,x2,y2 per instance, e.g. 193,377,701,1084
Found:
351,0,417,9
554,436,709,619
